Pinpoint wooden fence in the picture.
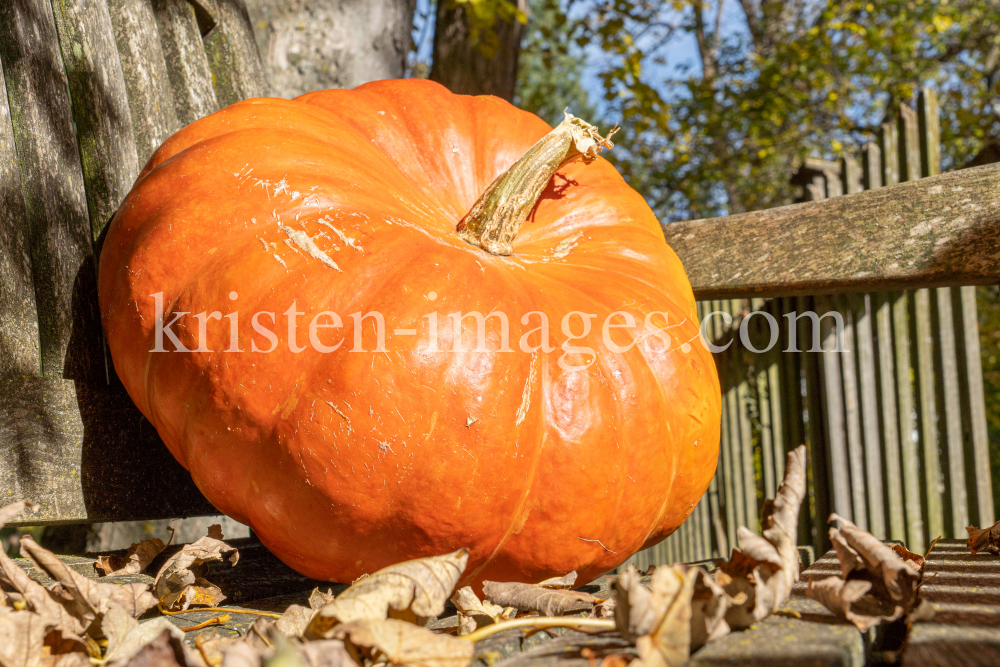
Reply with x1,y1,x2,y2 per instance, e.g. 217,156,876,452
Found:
624,88,995,571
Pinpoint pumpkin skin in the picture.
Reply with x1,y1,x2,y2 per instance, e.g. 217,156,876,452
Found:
98,79,721,586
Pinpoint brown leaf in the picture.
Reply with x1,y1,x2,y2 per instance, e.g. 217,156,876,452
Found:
109,629,200,667
482,581,596,616
207,525,224,541
153,535,239,611
307,549,468,638
101,605,193,667
332,618,473,667
450,586,504,635
95,538,167,578
828,514,920,607
690,568,741,650
42,654,91,667
276,604,316,638
805,577,904,632
591,598,617,619
966,521,1000,555
615,564,695,667
297,641,356,667
889,544,926,569
537,572,579,589
197,619,275,667
712,446,807,629
216,643,259,667
19,536,157,624
0,609,52,667
308,589,338,611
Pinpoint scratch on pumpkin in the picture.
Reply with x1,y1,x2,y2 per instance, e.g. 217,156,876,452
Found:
279,224,342,272
550,232,583,259
326,401,352,433
515,354,537,426
273,372,308,419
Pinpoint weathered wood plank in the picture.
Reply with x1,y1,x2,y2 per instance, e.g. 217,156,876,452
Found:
106,0,181,165
49,0,140,238
894,292,925,554
875,292,906,542
0,53,40,377
853,293,885,538
663,162,1000,299
959,286,994,526
936,287,969,534
1,375,215,526
198,0,268,106
0,0,103,380
818,297,853,523
152,0,219,125
837,295,868,530
914,288,944,542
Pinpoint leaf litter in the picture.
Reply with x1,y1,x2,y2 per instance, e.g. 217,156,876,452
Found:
0,444,926,667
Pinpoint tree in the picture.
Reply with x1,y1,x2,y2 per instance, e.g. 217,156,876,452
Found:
569,0,1000,221
429,0,528,100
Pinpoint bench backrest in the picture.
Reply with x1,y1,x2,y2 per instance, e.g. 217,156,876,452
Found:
0,0,264,525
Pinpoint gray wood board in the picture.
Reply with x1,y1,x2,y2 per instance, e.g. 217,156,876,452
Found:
0,53,40,377
49,0,140,240
152,0,219,125
0,0,103,380
664,163,1000,299
0,374,216,525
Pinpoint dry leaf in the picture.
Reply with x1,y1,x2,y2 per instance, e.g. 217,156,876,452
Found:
591,598,617,619
713,445,807,629
450,586,504,635
19,536,157,623
614,564,695,667
43,654,91,667
332,618,473,667
95,539,167,578
297,641,356,667
805,577,904,632
308,589,337,611
197,619,276,667
207,525,224,540
966,521,1000,555
114,629,202,667
0,609,52,667
482,581,596,616
276,604,317,638
307,549,468,637
217,643,259,667
153,534,239,611
828,514,920,607
690,568,741,650
100,605,192,666
537,572,579,589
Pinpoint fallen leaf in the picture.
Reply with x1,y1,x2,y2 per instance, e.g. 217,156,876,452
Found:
276,604,316,638
297,641,356,667
217,643,259,667
713,445,807,629
308,589,337,611
828,514,920,607
450,586,504,635
19,536,157,623
615,564,695,667
207,525,224,540
482,581,596,616
966,521,1000,555
332,618,473,667
537,572,579,589
100,605,192,666
43,654,91,667
0,609,52,667
805,577,903,632
690,567,741,650
197,619,275,667
307,549,468,638
112,629,201,667
153,534,239,611
591,598,617,619
95,539,167,578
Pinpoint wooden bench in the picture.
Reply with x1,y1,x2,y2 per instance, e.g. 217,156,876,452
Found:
2,1,1000,664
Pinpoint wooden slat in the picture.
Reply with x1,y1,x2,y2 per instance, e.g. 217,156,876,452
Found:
919,87,942,179
2,375,215,526
199,0,268,106
663,162,1000,299
862,142,883,190
837,295,868,530
0,52,40,377
756,338,776,499
736,358,758,530
936,287,968,534
707,476,727,557
799,296,830,554
0,0,103,380
106,0,181,164
841,153,862,194
959,286,994,526
875,292,906,540
49,0,140,238
854,293,886,538
880,120,900,186
899,103,921,183
894,292,925,553
914,288,944,542
152,0,219,125
818,297,852,522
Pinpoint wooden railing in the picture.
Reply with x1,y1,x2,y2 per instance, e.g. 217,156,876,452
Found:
628,88,998,570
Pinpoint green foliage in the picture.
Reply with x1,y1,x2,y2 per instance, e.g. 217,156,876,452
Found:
514,0,598,126
519,0,1000,221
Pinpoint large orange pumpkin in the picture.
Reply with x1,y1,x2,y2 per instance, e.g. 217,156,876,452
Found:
98,79,721,586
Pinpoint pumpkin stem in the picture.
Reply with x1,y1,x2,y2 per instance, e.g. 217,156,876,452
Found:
457,112,616,255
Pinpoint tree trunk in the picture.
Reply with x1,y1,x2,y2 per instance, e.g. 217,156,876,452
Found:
245,0,416,99
429,0,526,101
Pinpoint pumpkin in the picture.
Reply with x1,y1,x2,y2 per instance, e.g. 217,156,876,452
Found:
98,79,721,586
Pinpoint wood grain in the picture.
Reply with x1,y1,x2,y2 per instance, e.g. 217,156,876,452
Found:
152,0,219,125
0,0,103,380
664,163,1000,299
199,0,268,106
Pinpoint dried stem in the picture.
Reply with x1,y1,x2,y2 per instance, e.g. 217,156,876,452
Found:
459,617,616,643
457,113,615,255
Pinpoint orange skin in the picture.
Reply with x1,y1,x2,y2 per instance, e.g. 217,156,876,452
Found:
98,80,721,587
